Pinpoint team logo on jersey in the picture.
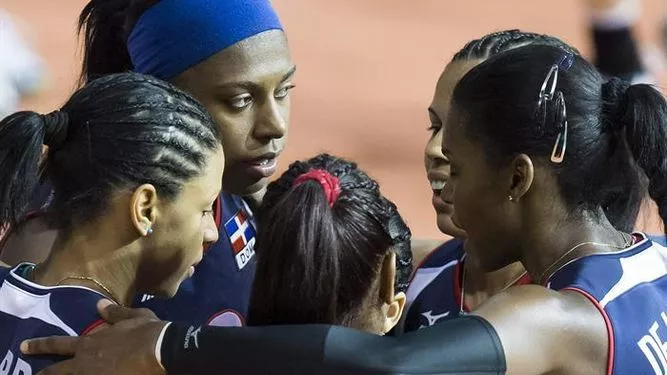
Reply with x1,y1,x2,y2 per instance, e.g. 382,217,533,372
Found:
139,294,155,303
421,310,450,328
224,210,256,270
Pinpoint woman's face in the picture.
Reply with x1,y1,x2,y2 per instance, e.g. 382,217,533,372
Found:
172,30,295,200
137,146,225,297
425,59,481,238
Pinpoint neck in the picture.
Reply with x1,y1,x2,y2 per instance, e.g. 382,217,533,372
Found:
463,256,526,310
32,229,139,306
520,210,626,284
245,187,266,211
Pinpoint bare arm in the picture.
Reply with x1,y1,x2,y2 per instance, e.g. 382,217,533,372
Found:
475,285,608,375
24,287,608,375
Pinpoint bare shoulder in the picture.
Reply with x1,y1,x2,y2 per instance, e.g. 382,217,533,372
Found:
410,238,451,269
473,285,608,375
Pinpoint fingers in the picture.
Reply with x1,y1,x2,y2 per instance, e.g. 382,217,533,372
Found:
35,359,74,375
98,299,157,324
21,336,78,356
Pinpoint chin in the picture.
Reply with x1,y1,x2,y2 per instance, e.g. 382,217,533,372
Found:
224,175,268,200
437,215,467,239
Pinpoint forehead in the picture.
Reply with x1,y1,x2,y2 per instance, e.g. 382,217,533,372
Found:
180,146,225,200
181,29,293,84
429,59,482,116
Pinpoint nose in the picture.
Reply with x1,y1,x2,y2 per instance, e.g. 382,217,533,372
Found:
252,98,287,141
424,127,445,163
203,214,219,245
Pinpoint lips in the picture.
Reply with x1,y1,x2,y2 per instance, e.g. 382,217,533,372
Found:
428,170,453,214
240,152,279,180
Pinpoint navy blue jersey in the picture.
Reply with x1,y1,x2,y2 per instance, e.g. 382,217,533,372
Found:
399,239,531,334
135,192,257,327
0,264,104,374
547,233,667,375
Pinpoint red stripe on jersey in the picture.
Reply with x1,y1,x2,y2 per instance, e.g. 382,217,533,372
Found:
81,319,106,336
237,210,246,225
563,287,614,375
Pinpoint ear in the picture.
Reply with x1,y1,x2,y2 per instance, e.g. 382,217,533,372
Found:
507,154,534,202
379,252,407,334
130,184,158,237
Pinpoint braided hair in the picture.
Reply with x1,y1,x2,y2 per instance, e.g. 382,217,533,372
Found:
0,72,220,232
452,29,579,62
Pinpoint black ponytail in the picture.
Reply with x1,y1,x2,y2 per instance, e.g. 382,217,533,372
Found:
608,80,667,234
0,112,50,228
0,72,220,234
451,45,662,234
248,154,412,327
78,0,159,85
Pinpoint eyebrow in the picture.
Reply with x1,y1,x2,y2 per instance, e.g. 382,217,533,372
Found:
217,65,297,91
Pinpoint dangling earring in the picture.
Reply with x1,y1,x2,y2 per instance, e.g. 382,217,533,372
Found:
145,225,153,236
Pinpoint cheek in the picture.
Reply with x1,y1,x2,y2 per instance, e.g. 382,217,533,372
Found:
211,115,251,162
451,178,484,228
161,214,204,256
280,97,292,122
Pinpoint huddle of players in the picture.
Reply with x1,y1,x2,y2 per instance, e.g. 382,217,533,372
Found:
0,0,666,374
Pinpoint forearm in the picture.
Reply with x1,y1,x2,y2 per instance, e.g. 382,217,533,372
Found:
161,315,506,375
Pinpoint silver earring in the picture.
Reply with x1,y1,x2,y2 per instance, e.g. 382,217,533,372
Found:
145,226,153,236
508,195,516,202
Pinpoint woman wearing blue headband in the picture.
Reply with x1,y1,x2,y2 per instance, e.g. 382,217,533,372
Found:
1,0,295,327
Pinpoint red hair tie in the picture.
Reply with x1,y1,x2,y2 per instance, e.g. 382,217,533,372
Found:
293,169,341,207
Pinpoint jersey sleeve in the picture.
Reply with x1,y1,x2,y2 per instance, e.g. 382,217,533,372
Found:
161,315,506,375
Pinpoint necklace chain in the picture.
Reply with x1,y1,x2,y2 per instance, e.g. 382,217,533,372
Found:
538,232,631,285
459,232,632,314
27,265,122,306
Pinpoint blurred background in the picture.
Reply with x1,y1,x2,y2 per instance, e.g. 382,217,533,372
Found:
1,0,666,238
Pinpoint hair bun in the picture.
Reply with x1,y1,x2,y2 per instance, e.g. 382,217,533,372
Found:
41,110,70,148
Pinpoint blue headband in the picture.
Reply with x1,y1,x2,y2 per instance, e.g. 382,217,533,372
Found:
128,0,283,80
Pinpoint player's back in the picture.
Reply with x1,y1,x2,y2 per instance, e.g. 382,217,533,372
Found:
547,233,667,375
0,264,103,374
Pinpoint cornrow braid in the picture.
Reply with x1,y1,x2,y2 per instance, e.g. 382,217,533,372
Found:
0,72,221,231
452,29,579,62
249,153,412,327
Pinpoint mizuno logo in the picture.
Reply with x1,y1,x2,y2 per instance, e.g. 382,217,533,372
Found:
184,326,202,349
421,310,450,327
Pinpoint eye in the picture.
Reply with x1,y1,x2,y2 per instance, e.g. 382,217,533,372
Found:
227,94,253,109
427,123,441,134
202,205,214,217
275,84,296,99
